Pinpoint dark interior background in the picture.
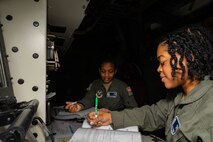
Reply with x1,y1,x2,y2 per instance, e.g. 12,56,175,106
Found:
47,0,213,106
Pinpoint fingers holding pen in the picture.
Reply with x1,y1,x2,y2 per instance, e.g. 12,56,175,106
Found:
64,101,74,110
87,113,103,126
65,101,82,112
87,111,112,126
65,101,72,109
87,111,97,125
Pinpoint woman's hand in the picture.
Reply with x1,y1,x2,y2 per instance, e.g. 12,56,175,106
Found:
99,108,110,112
87,110,112,126
65,102,82,112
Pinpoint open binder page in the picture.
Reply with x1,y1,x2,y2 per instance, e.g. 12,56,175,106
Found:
69,128,142,142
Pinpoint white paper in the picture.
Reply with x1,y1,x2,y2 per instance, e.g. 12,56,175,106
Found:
82,119,113,130
117,126,139,132
69,128,142,142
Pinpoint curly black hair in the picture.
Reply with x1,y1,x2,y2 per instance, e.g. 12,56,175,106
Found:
158,24,213,81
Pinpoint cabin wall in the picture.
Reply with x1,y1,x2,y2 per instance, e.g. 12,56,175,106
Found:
0,1,47,141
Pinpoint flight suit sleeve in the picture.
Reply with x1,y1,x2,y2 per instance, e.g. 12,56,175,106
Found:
78,82,96,110
192,129,213,142
121,85,138,108
110,98,173,131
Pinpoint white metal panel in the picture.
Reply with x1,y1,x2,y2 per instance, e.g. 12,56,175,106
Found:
0,0,47,141
0,0,89,140
0,0,46,122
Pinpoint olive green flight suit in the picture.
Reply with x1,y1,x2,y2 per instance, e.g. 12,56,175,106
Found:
78,78,138,111
111,76,213,142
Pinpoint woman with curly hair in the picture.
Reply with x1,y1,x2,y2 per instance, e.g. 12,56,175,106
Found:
87,24,213,142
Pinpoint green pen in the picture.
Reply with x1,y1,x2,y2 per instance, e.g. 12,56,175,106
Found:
95,90,103,118
95,96,98,117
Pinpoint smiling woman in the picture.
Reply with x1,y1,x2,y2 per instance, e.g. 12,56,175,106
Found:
64,56,138,112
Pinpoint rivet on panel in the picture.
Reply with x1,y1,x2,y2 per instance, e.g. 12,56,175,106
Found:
18,79,24,85
33,21,39,27
6,15,13,21
32,86,39,92
11,47,18,53
33,53,39,59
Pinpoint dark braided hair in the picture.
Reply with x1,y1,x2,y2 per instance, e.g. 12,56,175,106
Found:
158,24,213,81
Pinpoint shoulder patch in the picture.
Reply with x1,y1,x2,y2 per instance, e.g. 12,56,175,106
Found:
126,86,133,96
86,83,93,91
